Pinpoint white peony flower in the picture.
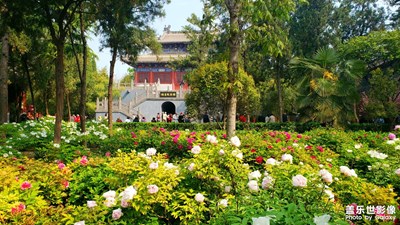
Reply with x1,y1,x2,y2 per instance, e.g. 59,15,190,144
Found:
313,214,331,225
252,216,271,225
319,169,333,184
87,200,97,208
224,186,232,193
292,175,307,187
206,135,218,144
218,199,228,207
354,144,362,149
340,166,357,177
281,154,293,164
146,148,157,156
103,190,116,199
247,180,259,192
367,150,388,159
248,170,262,180
395,168,400,176
149,162,159,169
195,193,205,203
119,186,137,201
230,136,241,147
191,145,201,154
265,158,277,165
74,221,85,225
324,190,334,201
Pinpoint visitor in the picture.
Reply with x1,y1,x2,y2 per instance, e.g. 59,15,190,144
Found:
141,117,146,122
172,113,178,123
156,113,161,122
125,117,131,122
203,113,210,123
178,112,184,123
269,114,276,123
151,117,156,122
133,116,139,122
116,117,122,122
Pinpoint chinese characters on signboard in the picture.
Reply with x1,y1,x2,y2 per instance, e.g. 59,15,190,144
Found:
160,92,177,98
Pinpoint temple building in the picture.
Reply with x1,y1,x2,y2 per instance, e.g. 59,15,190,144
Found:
95,28,191,121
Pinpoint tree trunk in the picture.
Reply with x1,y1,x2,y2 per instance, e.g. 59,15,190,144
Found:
44,85,49,116
108,49,117,135
225,0,241,138
22,55,36,120
276,58,283,122
0,32,9,124
79,5,87,134
53,41,65,144
66,92,71,121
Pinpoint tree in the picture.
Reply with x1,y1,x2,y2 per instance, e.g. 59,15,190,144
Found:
95,0,167,134
289,0,335,57
339,30,400,123
332,0,388,42
205,0,296,135
185,61,260,120
290,47,365,125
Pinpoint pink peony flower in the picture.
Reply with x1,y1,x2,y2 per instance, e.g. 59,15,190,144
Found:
21,181,32,190
112,208,123,220
105,152,111,157
319,169,333,184
87,200,97,208
388,133,396,140
147,184,159,194
394,125,400,130
292,175,307,187
121,200,129,208
80,156,88,165
58,162,66,170
104,197,115,207
102,190,116,199
188,163,195,171
195,193,205,203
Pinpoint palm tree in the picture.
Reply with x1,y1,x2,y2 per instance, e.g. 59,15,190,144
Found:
290,47,365,126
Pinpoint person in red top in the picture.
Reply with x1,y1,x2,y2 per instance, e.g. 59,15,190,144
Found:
74,114,81,123
239,114,246,122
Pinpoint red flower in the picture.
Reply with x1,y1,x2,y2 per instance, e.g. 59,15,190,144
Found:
250,149,256,153
317,146,324,152
105,152,111,157
255,156,263,164
134,141,138,145
18,165,25,171
310,155,317,160
297,134,302,139
222,134,227,139
161,141,166,145
275,138,281,143
62,180,69,188
164,154,169,159
11,203,25,214
21,181,32,190
131,132,137,138
305,145,312,150
80,156,88,166
178,145,183,149
267,145,273,149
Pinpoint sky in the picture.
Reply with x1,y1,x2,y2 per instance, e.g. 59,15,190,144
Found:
87,0,203,81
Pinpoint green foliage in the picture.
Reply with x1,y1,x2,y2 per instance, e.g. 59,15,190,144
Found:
185,61,260,119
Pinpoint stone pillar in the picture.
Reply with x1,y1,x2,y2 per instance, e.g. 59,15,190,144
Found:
118,97,122,110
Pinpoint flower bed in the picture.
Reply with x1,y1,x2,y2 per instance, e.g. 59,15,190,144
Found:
0,118,399,224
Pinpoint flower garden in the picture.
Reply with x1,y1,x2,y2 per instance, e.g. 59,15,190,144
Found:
0,118,400,225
